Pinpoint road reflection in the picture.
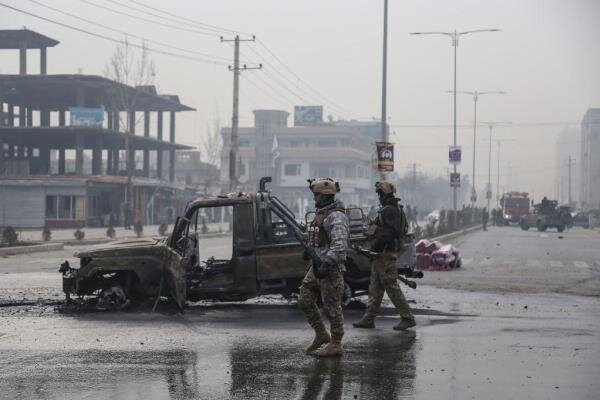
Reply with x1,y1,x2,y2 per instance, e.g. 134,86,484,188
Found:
229,332,416,399
0,349,200,400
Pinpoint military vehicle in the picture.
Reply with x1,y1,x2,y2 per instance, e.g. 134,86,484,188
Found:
60,177,420,309
519,198,569,232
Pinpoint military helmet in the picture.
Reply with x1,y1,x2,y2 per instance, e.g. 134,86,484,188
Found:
375,181,396,194
308,178,340,195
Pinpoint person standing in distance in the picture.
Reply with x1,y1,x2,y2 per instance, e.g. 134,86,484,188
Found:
353,181,416,331
298,178,349,357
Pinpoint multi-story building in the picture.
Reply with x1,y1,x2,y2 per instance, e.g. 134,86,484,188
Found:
580,108,600,209
0,29,194,228
221,108,381,216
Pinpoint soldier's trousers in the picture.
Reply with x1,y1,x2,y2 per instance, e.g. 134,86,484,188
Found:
364,253,412,320
298,266,345,342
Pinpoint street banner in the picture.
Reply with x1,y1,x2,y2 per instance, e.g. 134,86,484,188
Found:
449,145,462,165
376,142,394,172
450,172,461,187
70,107,104,127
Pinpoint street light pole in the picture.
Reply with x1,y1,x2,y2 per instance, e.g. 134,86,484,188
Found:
480,121,512,213
380,0,389,181
410,28,501,219
450,90,506,206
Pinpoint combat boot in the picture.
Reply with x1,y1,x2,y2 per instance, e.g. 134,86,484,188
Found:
304,326,331,354
393,317,416,331
317,334,343,357
352,317,375,329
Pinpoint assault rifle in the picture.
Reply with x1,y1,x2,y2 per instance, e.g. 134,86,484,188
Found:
268,199,328,278
352,245,423,289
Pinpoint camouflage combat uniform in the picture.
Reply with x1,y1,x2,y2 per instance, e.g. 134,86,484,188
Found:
361,197,413,323
298,200,349,351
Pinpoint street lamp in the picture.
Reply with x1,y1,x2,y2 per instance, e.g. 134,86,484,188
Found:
410,29,501,217
448,90,506,205
480,121,511,213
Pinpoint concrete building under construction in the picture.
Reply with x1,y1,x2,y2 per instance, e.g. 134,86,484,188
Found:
0,29,194,228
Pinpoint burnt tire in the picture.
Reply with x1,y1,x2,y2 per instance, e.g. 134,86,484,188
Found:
520,222,530,231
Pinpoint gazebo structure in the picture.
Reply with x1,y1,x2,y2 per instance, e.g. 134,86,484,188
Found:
0,29,196,228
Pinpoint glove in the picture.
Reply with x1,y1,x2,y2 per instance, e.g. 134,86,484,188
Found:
313,258,330,279
302,248,310,261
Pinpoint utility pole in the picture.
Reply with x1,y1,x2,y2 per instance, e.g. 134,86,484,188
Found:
566,156,576,206
221,35,261,192
407,162,420,203
450,90,505,205
488,138,515,209
380,0,389,181
479,121,511,213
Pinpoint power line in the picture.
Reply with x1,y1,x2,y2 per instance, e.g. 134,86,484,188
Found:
243,45,352,118
239,49,316,107
24,0,231,62
102,0,225,35
256,39,357,117
0,3,228,65
127,0,252,36
78,0,219,37
84,0,358,118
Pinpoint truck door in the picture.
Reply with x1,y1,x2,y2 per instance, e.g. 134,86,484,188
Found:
186,202,257,297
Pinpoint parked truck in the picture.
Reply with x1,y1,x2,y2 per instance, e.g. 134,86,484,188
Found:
59,177,421,309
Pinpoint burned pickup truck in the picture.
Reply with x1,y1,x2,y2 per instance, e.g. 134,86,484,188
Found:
60,177,421,309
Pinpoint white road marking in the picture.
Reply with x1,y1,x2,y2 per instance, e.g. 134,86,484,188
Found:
539,234,549,238
549,260,564,268
573,261,589,269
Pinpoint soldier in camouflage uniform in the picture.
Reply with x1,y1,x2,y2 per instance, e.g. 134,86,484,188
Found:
353,181,416,331
298,178,349,357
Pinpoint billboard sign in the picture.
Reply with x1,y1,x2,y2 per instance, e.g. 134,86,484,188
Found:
376,142,394,172
294,105,323,126
449,145,462,165
69,107,104,127
450,172,461,188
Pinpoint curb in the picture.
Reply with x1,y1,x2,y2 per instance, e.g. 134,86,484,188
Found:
430,224,482,243
0,242,64,256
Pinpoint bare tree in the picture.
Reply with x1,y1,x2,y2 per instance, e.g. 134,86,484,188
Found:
200,114,223,193
202,116,222,167
104,37,156,228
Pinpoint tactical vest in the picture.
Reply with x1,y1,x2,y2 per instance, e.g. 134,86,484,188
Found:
308,206,345,248
368,203,408,252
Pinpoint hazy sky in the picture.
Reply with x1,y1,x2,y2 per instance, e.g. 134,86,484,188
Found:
1,0,599,202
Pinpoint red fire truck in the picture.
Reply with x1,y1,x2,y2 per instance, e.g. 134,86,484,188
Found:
500,192,530,225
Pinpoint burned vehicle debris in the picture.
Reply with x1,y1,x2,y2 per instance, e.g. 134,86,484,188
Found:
60,177,422,309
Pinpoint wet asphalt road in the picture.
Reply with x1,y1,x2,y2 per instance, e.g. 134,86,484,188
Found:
0,227,599,399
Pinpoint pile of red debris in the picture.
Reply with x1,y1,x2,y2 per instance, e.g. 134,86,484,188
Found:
415,239,462,270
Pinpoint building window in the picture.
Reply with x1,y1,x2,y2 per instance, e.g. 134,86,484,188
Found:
284,164,301,176
46,195,83,220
